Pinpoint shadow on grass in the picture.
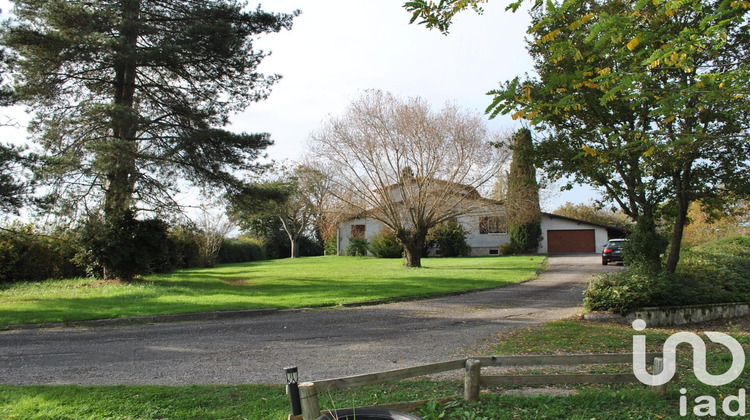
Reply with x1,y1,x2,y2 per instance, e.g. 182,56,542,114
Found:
1,256,544,326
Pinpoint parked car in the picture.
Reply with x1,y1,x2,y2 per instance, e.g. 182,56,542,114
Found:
602,238,628,265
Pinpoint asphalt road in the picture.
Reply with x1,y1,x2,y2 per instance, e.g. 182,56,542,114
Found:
0,254,621,385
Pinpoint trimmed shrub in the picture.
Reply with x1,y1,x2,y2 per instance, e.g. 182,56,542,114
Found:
368,230,403,258
346,236,369,256
498,242,515,256
218,237,266,263
584,267,674,314
428,219,471,257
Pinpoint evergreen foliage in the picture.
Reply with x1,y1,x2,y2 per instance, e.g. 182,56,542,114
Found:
368,230,404,258
504,128,542,253
217,237,266,264
0,223,85,283
229,166,324,259
0,144,27,214
3,0,297,219
79,210,172,281
427,219,471,257
346,237,369,257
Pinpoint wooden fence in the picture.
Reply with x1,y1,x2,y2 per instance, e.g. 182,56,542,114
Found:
291,352,664,420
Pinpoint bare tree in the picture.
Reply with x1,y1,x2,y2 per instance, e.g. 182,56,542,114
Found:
309,90,508,267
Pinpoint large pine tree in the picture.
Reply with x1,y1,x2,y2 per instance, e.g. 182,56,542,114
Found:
3,0,296,219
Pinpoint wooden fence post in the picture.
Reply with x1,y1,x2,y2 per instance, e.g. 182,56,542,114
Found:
464,359,481,402
652,357,668,395
299,382,320,420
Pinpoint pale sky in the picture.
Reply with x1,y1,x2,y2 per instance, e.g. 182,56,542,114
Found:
235,0,533,161
0,0,600,211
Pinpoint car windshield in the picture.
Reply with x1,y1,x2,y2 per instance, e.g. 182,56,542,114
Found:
607,241,624,249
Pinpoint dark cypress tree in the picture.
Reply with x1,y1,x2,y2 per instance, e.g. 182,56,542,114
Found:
505,128,542,253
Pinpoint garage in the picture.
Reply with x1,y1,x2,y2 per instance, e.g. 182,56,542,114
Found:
547,229,596,253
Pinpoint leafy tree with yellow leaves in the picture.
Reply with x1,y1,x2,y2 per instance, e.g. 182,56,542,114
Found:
406,0,750,273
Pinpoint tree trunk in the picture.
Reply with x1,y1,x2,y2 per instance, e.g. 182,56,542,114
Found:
398,228,426,268
290,238,300,258
105,0,140,218
403,246,422,268
665,194,690,274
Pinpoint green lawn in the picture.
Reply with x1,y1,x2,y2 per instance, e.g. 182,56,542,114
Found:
3,317,748,419
0,255,544,327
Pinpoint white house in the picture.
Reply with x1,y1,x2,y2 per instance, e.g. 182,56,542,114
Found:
336,198,621,256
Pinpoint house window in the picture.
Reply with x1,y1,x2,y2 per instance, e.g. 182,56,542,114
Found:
479,216,505,234
351,224,366,238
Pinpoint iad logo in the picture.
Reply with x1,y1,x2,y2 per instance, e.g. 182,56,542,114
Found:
632,319,747,417
632,319,745,386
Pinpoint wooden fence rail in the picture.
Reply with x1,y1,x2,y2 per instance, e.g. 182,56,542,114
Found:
294,352,664,420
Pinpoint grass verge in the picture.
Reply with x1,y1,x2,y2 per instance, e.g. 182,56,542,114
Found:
0,255,544,326
4,317,749,419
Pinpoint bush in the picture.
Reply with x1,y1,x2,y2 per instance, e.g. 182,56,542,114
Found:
584,267,674,314
79,211,173,281
324,237,338,255
368,230,403,258
218,237,266,263
428,220,471,257
298,235,325,257
691,235,750,258
498,242,515,256
508,222,542,254
0,223,85,283
622,224,668,270
585,236,750,314
166,225,202,270
346,236,369,256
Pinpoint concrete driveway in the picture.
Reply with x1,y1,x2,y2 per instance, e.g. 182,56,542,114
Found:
0,254,620,385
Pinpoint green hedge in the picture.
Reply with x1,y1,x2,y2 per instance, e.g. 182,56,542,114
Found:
0,224,85,283
0,222,270,284
218,237,266,263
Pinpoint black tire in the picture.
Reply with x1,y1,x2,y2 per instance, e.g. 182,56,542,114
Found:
317,408,423,420
602,258,608,265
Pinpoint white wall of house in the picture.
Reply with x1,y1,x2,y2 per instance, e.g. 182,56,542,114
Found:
458,202,510,256
336,208,611,256
337,217,387,256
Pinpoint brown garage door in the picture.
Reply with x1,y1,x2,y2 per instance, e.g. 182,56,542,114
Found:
547,229,596,253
